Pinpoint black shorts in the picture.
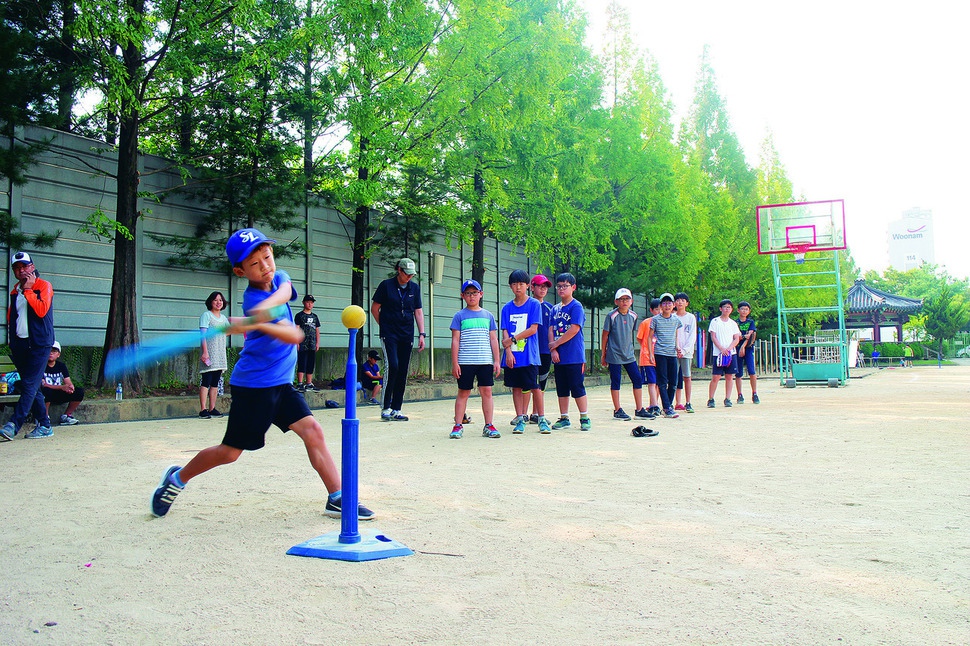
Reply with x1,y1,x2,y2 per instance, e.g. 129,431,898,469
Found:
297,349,317,374
41,386,85,404
200,370,222,388
554,363,586,399
222,384,312,451
457,364,495,391
504,365,539,391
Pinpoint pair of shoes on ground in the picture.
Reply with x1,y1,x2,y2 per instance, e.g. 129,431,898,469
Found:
2,421,54,440
199,408,224,419
631,426,659,437
59,414,79,426
551,416,591,431
150,464,377,520
381,408,408,421
708,398,734,408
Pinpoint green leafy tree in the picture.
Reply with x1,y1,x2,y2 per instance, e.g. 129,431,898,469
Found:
73,0,243,390
923,282,970,362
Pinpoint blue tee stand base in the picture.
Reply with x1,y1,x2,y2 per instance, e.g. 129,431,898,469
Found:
286,529,413,562
286,325,412,563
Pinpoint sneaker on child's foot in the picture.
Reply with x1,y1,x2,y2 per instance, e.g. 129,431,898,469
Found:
305,383,317,391
707,399,716,408
509,415,523,426
513,418,526,434
450,424,463,439
209,408,223,418
25,424,53,438
199,409,211,419
151,465,184,517
724,399,733,408
685,403,695,413
0,421,15,441
368,397,380,405
529,414,539,424
736,394,745,404
752,393,760,404
538,417,552,434
635,408,651,419
390,410,409,421
663,408,680,419
551,416,571,430
650,406,663,417
325,496,376,521
381,408,393,421
59,414,79,426
613,408,631,420
674,404,686,411
580,417,591,431
482,423,501,438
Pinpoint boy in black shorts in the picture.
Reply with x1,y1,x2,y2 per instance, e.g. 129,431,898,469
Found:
151,228,374,521
449,280,501,439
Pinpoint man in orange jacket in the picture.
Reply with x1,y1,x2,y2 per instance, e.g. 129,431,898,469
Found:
2,251,55,440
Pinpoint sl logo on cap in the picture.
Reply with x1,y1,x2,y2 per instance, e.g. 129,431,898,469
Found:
240,231,258,243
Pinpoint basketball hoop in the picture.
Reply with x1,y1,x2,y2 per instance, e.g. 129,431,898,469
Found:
790,243,811,264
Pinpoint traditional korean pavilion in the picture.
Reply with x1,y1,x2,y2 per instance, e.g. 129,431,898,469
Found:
845,279,923,342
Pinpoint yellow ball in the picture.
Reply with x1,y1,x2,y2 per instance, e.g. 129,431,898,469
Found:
341,305,367,329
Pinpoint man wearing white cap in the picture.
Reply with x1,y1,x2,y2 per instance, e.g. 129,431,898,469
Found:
1,252,56,440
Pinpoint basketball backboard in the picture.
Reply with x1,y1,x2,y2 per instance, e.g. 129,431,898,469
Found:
756,199,846,254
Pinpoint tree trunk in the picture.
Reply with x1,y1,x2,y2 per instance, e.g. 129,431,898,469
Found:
352,138,370,360
98,3,144,391
472,166,485,285
56,0,77,132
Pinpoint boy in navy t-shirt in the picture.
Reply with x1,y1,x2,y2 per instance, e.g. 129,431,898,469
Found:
501,270,546,435
549,273,590,431
150,228,374,522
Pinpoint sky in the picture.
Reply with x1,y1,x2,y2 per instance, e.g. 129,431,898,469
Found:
580,0,970,279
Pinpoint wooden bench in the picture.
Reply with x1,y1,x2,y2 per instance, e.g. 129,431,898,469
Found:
0,355,21,405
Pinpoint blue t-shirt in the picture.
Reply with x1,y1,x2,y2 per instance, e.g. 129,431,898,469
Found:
451,307,497,365
536,300,553,354
230,270,298,388
551,299,586,364
501,298,541,367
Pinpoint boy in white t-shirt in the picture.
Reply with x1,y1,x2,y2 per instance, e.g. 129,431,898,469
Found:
707,299,741,408
673,292,696,413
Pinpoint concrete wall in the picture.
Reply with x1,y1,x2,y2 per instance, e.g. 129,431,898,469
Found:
2,126,593,381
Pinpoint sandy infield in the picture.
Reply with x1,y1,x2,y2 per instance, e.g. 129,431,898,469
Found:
1,366,968,644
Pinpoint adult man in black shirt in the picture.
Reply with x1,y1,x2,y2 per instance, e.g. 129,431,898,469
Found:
370,258,426,421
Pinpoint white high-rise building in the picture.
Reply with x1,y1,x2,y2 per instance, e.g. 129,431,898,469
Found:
887,207,935,271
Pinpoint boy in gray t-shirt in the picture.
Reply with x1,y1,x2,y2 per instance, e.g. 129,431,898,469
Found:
646,293,683,418
600,288,645,420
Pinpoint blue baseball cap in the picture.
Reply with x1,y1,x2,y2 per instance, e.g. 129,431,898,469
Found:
226,228,276,265
461,279,482,292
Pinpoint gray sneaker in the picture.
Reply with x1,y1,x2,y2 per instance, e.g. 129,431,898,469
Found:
0,421,16,441
59,414,80,426
752,393,760,404
736,394,745,404
723,399,733,408
26,424,54,439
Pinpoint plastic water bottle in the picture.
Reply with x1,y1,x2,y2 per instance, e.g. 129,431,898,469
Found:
116,383,123,401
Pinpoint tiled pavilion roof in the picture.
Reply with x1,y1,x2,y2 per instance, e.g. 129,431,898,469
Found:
846,279,923,314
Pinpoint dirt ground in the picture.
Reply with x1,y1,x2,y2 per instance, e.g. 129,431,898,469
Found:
1,366,968,645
